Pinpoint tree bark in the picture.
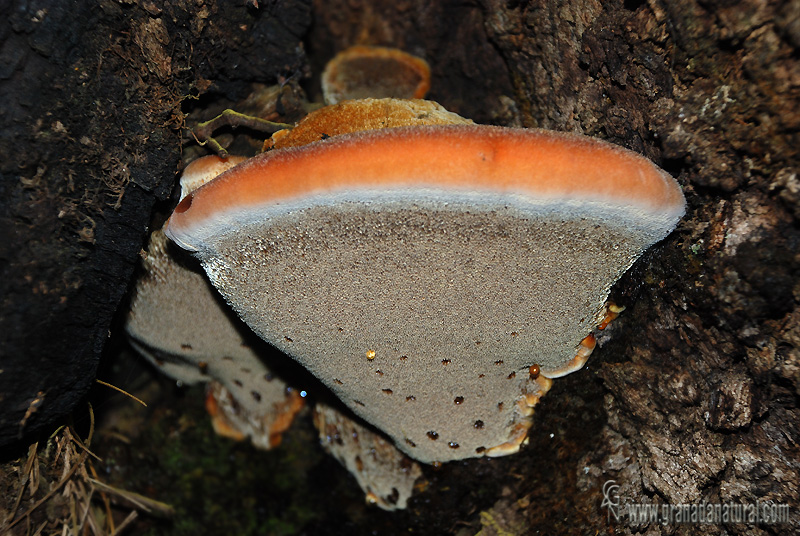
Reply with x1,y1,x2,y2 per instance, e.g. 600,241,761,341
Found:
2,0,798,534
309,0,800,533
0,0,310,448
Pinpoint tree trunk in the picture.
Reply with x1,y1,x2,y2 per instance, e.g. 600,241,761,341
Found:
2,0,798,534
309,3,800,531
0,0,310,447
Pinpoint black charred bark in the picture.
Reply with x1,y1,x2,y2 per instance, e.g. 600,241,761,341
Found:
0,0,310,448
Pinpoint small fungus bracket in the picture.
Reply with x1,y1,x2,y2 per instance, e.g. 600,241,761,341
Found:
597,303,626,331
191,109,294,157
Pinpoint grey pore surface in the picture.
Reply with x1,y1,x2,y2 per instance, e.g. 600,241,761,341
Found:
198,199,647,463
126,229,296,449
314,402,422,510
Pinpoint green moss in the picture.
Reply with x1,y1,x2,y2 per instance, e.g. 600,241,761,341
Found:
104,386,323,535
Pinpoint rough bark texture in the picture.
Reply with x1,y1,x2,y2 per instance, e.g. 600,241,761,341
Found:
2,0,799,534
312,0,800,533
0,0,309,448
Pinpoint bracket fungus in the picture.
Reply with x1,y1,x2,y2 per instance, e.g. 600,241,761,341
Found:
314,402,423,510
321,46,431,105
125,155,304,450
165,101,685,464
128,150,426,510
177,154,248,200
266,98,472,151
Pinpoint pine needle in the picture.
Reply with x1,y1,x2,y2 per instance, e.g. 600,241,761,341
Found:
95,379,148,407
